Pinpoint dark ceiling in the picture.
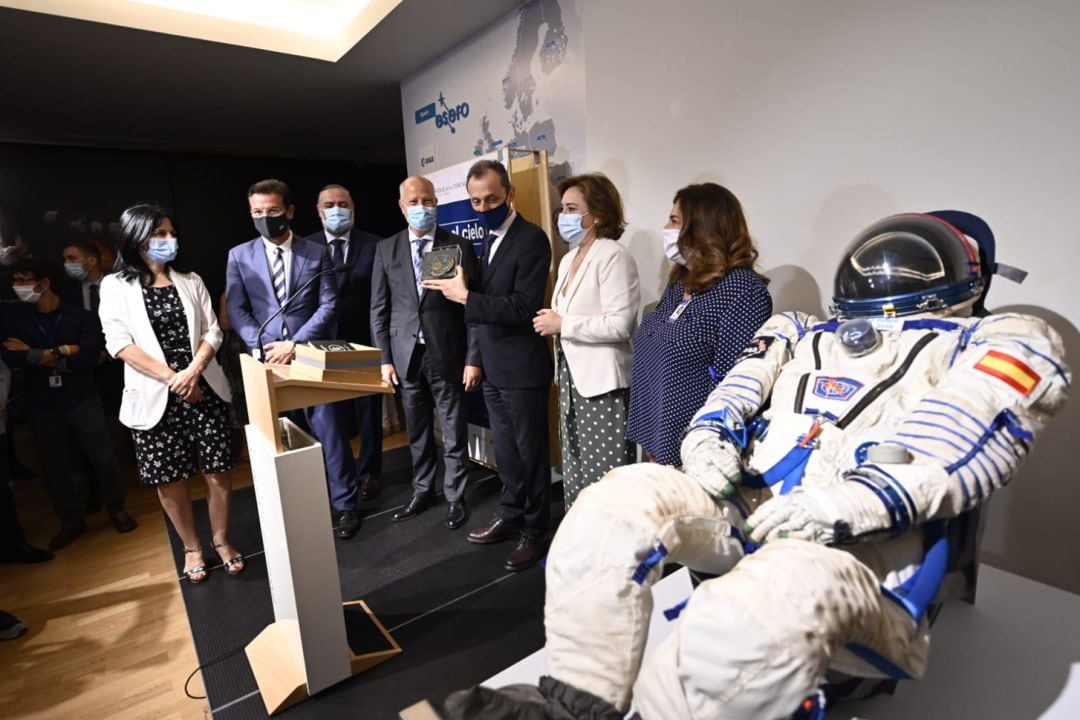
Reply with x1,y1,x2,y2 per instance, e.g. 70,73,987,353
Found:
0,0,522,165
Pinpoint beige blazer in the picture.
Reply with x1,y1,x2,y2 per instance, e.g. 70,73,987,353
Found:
99,270,231,430
552,238,641,397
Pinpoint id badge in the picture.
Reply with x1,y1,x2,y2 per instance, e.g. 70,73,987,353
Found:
667,296,692,323
48,373,63,389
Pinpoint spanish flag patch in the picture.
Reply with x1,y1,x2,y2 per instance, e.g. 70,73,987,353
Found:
974,350,1041,396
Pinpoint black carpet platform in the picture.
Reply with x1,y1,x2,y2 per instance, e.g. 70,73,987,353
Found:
165,447,559,719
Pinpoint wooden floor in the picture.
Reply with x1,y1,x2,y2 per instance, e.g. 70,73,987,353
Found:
0,425,407,720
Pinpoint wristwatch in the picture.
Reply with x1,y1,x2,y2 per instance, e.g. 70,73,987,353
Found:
50,346,64,359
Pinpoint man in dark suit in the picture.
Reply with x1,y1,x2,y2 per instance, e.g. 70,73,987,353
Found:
422,160,553,572
225,178,361,539
301,184,384,499
371,176,482,530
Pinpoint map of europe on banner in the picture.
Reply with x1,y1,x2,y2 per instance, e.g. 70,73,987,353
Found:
401,0,585,184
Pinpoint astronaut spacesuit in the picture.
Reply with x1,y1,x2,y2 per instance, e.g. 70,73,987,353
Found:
441,212,1070,720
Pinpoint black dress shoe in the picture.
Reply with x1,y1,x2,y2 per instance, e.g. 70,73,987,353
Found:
467,518,522,545
505,535,545,572
392,495,429,522
445,501,468,530
0,542,55,564
48,521,88,550
109,510,138,534
334,510,362,539
360,476,382,500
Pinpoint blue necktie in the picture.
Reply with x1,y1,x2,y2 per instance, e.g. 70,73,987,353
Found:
413,238,425,297
330,238,345,267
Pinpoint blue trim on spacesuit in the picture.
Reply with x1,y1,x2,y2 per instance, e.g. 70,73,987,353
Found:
843,643,913,680
632,542,669,585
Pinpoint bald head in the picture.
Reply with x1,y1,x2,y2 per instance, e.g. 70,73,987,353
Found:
399,176,435,199
398,176,438,233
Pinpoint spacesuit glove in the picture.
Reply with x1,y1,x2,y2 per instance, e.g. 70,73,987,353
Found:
742,481,891,546
680,428,743,501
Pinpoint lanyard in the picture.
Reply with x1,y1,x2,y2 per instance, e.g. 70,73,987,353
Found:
33,311,63,346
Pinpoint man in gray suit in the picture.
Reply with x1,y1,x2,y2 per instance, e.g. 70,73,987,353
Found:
370,176,482,529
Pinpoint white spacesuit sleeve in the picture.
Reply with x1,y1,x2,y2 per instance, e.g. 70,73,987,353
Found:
688,312,817,436
848,313,1070,531
681,313,818,499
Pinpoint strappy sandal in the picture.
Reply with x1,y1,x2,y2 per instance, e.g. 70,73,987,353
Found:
183,546,209,584
213,541,245,576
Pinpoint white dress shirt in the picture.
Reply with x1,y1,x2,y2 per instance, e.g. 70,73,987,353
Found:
81,276,102,312
262,231,295,296
486,208,517,262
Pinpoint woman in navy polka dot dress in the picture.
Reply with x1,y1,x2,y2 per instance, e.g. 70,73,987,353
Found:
627,183,771,466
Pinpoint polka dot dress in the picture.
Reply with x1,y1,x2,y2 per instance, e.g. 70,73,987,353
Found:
557,349,634,510
131,285,236,486
627,268,772,466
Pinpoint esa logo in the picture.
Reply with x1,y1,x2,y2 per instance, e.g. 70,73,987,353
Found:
414,92,470,135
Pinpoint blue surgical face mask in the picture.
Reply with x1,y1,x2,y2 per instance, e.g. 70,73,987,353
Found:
557,212,592,247
65,261,89,280
406,205,438,232
475,200,510,231
322,206,353,235
146,237,178,264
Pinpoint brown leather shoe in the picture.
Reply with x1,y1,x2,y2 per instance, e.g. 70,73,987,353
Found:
360,476,382,500
467,518,522,545
504,535,545,572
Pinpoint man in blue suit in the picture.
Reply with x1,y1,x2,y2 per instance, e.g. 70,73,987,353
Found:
301,185,384,499
225,178,362,538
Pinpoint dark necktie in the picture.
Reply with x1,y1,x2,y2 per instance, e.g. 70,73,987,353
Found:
330,238,346,267
480,232,495,280
88,283,100,314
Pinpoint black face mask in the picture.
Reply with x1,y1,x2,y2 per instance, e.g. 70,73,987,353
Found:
254,214,290,240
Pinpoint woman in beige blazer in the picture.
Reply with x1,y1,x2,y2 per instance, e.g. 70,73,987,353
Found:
533,173,641,508
99,203,241,584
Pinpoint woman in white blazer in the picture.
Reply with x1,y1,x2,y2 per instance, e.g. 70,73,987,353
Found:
533,173,641,508
99,203,241,584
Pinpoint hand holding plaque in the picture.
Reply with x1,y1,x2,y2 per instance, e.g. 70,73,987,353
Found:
421,245,463,280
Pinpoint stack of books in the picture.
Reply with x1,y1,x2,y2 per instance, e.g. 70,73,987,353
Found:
289,341,382,383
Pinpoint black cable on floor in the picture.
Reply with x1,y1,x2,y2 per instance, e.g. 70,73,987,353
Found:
184,645,247,700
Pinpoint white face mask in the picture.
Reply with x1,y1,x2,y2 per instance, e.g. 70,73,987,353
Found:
662,227,685,265
14,284,42,303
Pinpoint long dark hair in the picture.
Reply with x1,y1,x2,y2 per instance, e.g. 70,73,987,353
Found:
115,203,186,284
669,183,768,293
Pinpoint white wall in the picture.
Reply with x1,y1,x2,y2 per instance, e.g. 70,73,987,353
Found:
581,0,1080,592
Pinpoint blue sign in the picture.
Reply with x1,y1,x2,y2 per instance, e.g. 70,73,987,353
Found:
414,103,436,124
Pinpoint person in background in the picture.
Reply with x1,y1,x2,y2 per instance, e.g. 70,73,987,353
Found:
226,179,361,539
626,183,771,466
1,259,136,550
61,239,124,513
533,173,640,509
371,176,481,529
99,203,241,583
422,160,554,572
0,355,54,564
301,185,384,499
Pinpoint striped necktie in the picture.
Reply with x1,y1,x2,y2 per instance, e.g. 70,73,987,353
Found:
272,247,287,306
413,237,425,297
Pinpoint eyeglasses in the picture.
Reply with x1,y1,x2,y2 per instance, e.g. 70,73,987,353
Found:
251,208,287,219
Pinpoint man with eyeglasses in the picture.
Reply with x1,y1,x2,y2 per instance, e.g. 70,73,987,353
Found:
225,178,362,539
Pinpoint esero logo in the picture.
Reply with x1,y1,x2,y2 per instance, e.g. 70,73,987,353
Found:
414,92,469,135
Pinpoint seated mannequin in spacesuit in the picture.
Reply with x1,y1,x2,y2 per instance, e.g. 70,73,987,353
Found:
440,211,1070,720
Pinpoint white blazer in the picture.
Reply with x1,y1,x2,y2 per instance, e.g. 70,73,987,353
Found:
99,270,231,430
552,238,641,398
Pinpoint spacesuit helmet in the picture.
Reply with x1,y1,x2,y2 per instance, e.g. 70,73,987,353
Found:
832,213,984,318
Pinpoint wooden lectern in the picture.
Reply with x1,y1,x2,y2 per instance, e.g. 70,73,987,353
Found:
239,352,400,715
